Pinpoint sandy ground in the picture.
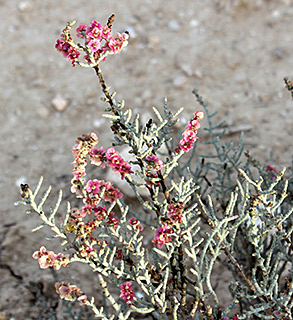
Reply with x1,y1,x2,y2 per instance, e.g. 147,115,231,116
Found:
1,0,292,319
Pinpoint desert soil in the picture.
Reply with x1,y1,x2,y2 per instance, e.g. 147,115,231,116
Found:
0,0,292,319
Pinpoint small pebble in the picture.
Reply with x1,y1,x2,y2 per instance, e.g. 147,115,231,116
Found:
271,47,286,60
173,75,187,87
181,64,193,76
194,70,203,79
190,19,199,28
18,1,32,11
148,36,161,49
52,94,68,111
168,20,180,32
93,118,105,128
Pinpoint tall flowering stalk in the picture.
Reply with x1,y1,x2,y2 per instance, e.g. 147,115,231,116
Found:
15,14,293,320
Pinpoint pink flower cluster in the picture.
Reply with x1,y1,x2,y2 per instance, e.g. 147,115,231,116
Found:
104,148,133,179
175,110,204,153
167,202,184,224
71,133,132,195
120,282,135,303
55,281,88,305
153,225,173,248
55,35,80,66
70,181,121,227
85,179,123,203
32,246,69,270
89,146,133,179
143,154,163,188
71,133,99,194
55,19,129,67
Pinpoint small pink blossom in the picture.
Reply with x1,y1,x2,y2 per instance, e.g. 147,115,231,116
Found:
193,110,204,121
265,163,278,179
90,147,107,168
88,39,101,52
101,26,111,40
146,155,163,171
129,217,143,231
179,138,193,152
93,206,108,220
70,207,87,218
187,119,201,131
101,181,123,202
76,24,88,38
56,19,128,66
183,129,198,143
153,225,173,248
85,179,101,194
107,213,119,228
115,249,124,260
120,282,135,302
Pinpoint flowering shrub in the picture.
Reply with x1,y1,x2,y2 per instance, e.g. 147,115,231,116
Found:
16,15,292,320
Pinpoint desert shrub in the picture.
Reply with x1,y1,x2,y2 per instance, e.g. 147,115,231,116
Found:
15,15,292,320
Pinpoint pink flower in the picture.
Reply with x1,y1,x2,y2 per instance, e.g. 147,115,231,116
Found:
187,119,201,131
93,206,107,220
76,24,88,38
33,246,56,269
57,20,128,67
146,155,163,171
108,32,129,54
105,147,118,160
86,21,103,40
32,246,69,270
193,110,204,121
77,294,88,305
120,282,135,302
55,282,87,305
183,129,198,143
88,39,101,52
101,26,111,40
101,181,123,202
70,207,87,218
55,38,80,66
85,179,101,194
107,213,119,228
153,225,173,248
265,163,278,179
129,217,143,231
179,138,193,152
90,147,107,168
115,249,124,260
